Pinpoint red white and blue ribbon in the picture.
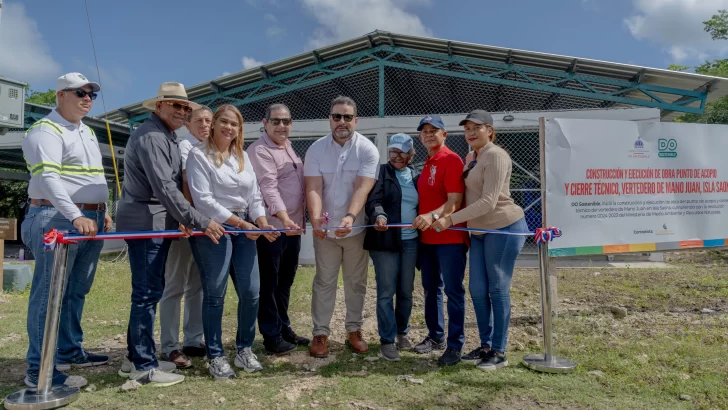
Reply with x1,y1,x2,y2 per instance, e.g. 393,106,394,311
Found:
42,223,562,251
534,226,563,245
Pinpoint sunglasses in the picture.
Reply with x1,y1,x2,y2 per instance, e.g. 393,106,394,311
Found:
330,113,354,123
461,160,477,179
164,101,193,113
388,150,411,159
268,117,292,126
66,89,97,100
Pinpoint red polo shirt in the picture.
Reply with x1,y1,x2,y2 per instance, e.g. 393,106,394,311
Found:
417,146,468,245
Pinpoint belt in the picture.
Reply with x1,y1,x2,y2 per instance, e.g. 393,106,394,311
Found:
30,199,107,211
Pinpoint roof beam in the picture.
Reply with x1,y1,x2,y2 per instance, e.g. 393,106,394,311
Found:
311,50,321,64
447,41,453,57
632,69,647,84
259,66,271,79
568,59,578,74
209,81,222,93
660,79,719,117
505,50,514,65
367,34,376,48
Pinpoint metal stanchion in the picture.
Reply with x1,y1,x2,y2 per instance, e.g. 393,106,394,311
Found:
5,243,80,409
522,241,577,374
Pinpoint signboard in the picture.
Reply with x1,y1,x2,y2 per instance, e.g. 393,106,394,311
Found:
0,218,17,240
544,118,728,256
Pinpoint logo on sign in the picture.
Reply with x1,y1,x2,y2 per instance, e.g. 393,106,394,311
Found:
658,138,677,158
628,136,650,159
657,223,674,236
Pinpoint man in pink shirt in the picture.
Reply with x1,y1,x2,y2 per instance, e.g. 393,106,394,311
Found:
247,103,310,354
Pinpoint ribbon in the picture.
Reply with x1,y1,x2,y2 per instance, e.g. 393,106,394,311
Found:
42,229,78,251
534,226,562,245
46,224,562,245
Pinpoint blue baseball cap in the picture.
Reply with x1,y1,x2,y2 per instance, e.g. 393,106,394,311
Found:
388,133,413,152
417,114,445,131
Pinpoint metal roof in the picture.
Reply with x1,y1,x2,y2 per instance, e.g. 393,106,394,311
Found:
101,30,728,123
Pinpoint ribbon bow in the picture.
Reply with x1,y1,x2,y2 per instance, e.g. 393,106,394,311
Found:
322,212,331,226
534,226,562,245
42,229,77,251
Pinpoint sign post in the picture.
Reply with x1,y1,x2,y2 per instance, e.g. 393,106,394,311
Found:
4,243,80,409
523,118,577,374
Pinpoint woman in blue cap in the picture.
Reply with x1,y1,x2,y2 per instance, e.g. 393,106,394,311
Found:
363,133,420,361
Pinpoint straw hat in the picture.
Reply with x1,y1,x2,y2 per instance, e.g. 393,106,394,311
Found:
142,82,201,111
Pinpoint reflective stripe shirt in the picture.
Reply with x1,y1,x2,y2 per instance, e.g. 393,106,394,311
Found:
22,110,108,221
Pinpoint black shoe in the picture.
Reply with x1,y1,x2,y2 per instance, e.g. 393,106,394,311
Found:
462,346,489,362
477,350,508,371
282,329,310,346
182,344,207,358
438,347,462,366
265,338,297,356
413,336,446,354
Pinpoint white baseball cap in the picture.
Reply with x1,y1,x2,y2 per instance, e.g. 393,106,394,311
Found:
56,72,101,92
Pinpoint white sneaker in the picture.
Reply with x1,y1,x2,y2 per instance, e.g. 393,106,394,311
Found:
234,347,263,373
118,357,177,378
129,368,184,387
24,374,87,389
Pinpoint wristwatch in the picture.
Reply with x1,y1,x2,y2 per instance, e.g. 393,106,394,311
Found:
431,212,440,221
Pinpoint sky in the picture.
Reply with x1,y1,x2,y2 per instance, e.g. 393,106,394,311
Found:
2,0,728,117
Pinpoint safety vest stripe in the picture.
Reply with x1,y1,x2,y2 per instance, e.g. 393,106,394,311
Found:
25,120,63,136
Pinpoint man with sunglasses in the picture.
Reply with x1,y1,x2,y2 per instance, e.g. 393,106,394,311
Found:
304,96,380,358
247,103,310,355
20,72,113,389
116,82,225,387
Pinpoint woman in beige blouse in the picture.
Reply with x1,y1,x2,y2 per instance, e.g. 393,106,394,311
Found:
431,109,527,372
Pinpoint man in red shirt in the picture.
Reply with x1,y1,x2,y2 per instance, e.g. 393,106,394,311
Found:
412,115,468,366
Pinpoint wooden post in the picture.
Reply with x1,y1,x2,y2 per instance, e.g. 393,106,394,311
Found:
538,119,558,314
0,218,18,293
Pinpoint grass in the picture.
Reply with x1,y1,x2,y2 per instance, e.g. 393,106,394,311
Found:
0,257,727,409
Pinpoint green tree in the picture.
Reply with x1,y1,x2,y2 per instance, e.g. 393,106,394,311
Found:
704,9,728,40
25,87,56,107
668,11,728,124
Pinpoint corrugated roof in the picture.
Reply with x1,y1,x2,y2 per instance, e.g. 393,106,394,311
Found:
101,30,728,123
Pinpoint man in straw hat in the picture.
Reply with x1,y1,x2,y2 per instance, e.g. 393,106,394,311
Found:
116,82,225,387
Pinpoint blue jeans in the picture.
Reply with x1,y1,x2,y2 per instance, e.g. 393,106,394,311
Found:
190,231,259,359
370,238,418,344
469,218,527,352
21,205,105,376
125,237,171,371
419,243,467,350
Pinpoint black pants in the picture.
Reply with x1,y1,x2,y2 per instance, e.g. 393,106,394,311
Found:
256,235,301,343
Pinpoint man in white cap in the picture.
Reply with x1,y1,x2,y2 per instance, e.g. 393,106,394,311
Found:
20,72,113,389
116,82,224,387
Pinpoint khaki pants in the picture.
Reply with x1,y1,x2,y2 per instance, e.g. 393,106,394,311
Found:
159,238,203,355
311,233,369,336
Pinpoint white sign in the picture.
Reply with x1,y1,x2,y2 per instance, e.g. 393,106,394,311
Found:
545,118,728,256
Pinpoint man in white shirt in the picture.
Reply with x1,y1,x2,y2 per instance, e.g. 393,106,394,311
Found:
20,72,113,389
158,106,212,368
304,96,380,358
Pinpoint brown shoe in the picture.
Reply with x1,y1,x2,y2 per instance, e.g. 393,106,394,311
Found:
309,335,328,358
347,330,369,353
163,350,192,369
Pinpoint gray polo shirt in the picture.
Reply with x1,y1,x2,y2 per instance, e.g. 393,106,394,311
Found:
116,113,210,232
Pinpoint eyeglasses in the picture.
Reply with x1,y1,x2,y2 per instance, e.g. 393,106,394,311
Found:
388,151,411,159
164,101,193,113
461,160,477,179
267,117,292,126
330,113,354,123
66,89,97,100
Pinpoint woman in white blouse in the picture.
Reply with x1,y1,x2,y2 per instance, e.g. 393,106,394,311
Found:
186,104,279,379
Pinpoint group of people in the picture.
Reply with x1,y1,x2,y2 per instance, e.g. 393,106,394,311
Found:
20,72,526,390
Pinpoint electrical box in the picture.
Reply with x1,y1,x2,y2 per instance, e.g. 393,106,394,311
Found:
0,76,27,133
